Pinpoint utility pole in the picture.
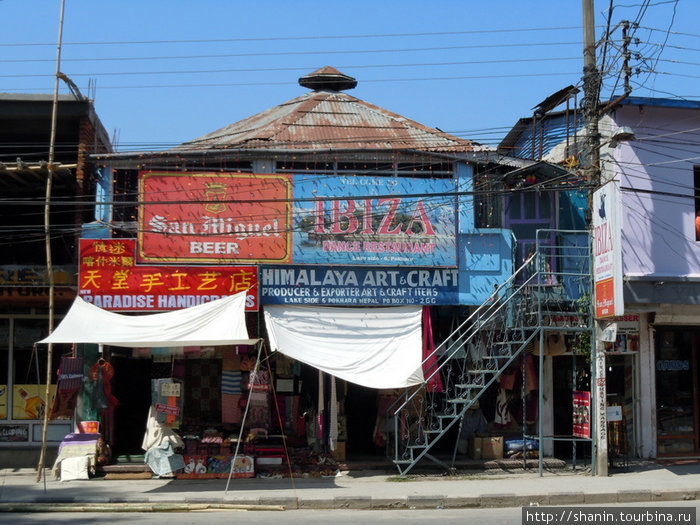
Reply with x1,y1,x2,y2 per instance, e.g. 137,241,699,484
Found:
582,0,608,477
582,0,601,187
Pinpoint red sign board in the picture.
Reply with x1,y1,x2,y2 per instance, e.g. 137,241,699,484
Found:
572,390,591,439
79,239,258,311
137,172,292,264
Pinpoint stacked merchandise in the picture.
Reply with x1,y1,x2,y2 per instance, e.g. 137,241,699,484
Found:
252,434,286,470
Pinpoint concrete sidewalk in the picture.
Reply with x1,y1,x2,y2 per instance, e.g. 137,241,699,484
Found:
0,461,698,511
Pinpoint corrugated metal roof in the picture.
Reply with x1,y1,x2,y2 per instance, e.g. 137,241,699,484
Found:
172,69,479,153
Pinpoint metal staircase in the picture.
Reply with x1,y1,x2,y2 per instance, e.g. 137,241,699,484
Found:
391,230,592,475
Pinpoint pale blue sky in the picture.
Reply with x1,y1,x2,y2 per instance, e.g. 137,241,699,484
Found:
2,0,697,151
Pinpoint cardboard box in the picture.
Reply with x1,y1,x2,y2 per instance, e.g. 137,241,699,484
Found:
331,441,346,461
468,437,482,459
275,379,295,393
480,436,503,459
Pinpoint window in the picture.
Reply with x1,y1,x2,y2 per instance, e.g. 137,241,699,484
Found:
694,166,700,241
505,189,556,278
12,319,61,420
0,319,8,419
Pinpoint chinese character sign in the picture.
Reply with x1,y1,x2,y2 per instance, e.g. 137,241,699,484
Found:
79,239,258,311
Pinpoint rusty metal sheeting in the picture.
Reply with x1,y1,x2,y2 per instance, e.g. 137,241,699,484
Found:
173,91,478,153
0,160,75,193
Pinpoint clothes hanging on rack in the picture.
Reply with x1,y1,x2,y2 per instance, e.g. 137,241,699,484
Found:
89,359,119,411
329,376,338,451
494,388,512,427
422,306,444,393
50,355,84,420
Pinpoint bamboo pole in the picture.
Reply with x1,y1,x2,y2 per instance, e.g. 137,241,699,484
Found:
36,0,66,484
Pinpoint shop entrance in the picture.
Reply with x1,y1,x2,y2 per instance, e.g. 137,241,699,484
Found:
655,328,699,456
110,353,151,457
605,353,637,464
552,354,592,460
345,383,379,458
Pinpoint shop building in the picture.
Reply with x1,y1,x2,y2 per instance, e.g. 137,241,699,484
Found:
36,68,594,477
611,97,700,459
76,66,571,475
0,93,111,467
503,93,700,461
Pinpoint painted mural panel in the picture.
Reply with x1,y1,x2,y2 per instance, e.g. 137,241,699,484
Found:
291,175,457,266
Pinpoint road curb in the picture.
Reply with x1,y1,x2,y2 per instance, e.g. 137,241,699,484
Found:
1,489,699,511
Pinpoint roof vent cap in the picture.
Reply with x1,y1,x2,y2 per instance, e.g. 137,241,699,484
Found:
299,66,357,92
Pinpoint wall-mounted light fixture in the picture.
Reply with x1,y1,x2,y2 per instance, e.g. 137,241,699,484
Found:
609,126,636,148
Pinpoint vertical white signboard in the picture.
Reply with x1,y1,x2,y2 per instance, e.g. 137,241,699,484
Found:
593,181,624,318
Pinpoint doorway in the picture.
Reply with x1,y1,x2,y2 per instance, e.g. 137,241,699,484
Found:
110,353,152,457
655,328,699,456
345,383,379,458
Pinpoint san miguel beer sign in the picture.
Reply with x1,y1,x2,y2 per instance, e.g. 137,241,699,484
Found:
138,172,292,264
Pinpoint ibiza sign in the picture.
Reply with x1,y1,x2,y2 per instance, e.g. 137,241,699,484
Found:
592,181,624,318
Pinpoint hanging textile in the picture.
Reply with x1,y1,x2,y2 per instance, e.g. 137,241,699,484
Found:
152,378,183,428
532,332,567,356
422,306,444,393
374,389,399,447
494,388,512,428
246,391,271,433
524,353,538,393
329,376,338,451
89,359,118,411
185,359,221,421
50,355,84,420
221,348,242,424
317,370,324,445
88,358,118,445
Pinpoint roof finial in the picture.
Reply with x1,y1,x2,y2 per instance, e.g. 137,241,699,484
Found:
299,66,357,92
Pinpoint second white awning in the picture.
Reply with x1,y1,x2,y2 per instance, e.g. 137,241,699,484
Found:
263,305,424,389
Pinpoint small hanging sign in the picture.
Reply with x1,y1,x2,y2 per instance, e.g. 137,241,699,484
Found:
161,382,181,397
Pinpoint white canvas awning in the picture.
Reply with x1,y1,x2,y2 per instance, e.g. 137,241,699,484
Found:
263,305,424,389
38,292,258,348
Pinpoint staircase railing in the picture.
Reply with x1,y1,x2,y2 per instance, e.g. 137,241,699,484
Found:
391,229,591,475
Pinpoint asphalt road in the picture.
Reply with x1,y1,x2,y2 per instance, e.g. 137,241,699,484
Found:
5,501,700,525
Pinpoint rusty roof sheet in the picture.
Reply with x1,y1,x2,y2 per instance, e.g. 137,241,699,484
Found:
172,90,479,153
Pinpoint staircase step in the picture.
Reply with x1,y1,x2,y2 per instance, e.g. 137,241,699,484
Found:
100,463,151,474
